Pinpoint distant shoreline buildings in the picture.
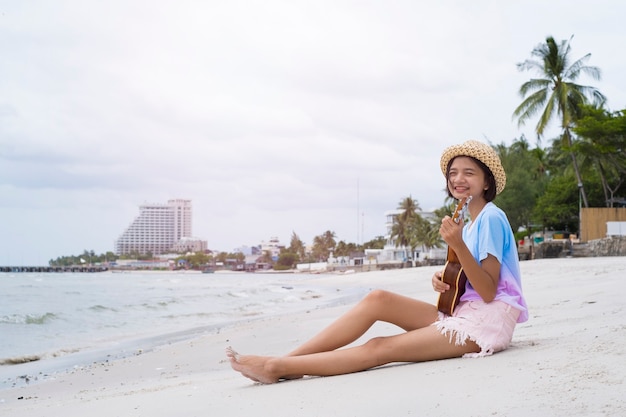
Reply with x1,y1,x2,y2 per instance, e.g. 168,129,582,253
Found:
115,199,207,256
112,198,440,266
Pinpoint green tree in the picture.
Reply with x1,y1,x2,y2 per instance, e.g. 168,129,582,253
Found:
531,136,606,234
573,106,626,207
275,252,298,270
311,230,336,261
288,231,306,260
362,236,386,250
215,252,235,264
103,251,118,263
50,250,120,267
188,252,211,269
335,240,359,257
174,252,214,270
513,35,606,208
412,215,443,252
495,137,548,234
533,173,580,232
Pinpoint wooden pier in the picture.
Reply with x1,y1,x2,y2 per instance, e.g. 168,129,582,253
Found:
0,266,109,273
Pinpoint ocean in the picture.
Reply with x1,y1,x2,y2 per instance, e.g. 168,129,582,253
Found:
0,270,367,387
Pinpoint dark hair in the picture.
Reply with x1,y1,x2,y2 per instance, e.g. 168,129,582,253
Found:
445,156,497,202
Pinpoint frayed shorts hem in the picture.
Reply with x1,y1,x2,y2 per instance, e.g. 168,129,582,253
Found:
434,300,520,358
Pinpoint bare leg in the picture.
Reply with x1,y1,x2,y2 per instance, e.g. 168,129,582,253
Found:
227,289,442,383
227,326,479,384
288,289,439,356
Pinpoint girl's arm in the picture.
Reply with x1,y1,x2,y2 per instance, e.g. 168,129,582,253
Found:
440,216,500,302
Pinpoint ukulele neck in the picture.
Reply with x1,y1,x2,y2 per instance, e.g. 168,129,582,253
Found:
447,246,460,263
445,196,471,264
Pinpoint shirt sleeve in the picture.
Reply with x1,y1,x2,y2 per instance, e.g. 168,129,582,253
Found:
476,209,507,264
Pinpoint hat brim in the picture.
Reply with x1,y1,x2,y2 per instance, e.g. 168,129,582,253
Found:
440,140,506,195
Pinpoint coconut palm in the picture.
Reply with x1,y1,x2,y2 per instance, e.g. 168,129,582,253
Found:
400,196,420,221
390,196,420,261
513,35,606,208
412,216,443,252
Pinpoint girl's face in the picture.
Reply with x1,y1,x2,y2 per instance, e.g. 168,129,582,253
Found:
447,156,489,201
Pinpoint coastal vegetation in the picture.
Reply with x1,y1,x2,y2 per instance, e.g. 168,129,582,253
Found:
49,36,625,269
513,35,606,208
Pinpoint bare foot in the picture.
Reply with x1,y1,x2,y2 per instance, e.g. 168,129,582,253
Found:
225,346,259,382
226,346,281,384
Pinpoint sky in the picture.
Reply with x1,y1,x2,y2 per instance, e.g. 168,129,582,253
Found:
1,1,625,265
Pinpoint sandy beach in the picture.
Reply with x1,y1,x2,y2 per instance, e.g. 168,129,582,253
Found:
1,256,625,417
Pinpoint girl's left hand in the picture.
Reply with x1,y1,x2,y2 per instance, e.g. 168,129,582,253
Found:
432,270,450,293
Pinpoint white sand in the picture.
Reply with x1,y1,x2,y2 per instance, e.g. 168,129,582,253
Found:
1,257,625,417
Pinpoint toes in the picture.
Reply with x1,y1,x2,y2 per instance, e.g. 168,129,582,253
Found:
225,346,240,362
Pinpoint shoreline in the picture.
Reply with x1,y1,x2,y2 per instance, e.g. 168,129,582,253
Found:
0,269,372,389
1,257,625,416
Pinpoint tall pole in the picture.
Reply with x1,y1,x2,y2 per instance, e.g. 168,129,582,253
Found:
361,211,365,247
578,182,583,241
357,178,360,245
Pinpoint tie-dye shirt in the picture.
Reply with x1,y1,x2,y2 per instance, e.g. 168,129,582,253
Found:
459,202,528,323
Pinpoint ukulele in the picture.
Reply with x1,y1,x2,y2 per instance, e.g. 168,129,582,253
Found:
437,196,472,315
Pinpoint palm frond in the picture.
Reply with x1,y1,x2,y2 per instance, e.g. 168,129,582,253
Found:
568,83,607,106
537,92,557,134
513,89,548,127
518,78,551,96
516,58,543,72
563,53,593,79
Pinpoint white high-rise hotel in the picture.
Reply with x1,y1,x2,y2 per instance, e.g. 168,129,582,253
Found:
115,199,202,256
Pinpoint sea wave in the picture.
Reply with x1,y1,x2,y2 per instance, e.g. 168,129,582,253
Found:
0,355,41,365
0,312,58,325
88,304,119,313
139,298,180,309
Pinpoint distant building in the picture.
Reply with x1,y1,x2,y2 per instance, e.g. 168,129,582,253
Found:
170,237,208,253
366,208,445,264
115,199,207,256
233,245,261,256
260,236,284,261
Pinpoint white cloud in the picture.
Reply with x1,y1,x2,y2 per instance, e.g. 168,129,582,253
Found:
1,0,625,264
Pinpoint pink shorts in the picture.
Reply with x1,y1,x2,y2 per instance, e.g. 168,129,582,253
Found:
434,300,520,358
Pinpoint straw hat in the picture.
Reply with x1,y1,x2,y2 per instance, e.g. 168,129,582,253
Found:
440,140,506,195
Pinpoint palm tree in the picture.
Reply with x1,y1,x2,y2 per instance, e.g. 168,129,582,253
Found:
412,216,443,252
390,196,421,261
397,196,420,224
513,35,606,208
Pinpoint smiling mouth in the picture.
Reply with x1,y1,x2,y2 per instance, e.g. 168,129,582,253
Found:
453,188,472,198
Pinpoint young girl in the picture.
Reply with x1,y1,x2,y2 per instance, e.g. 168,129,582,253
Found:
227,140,528,384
